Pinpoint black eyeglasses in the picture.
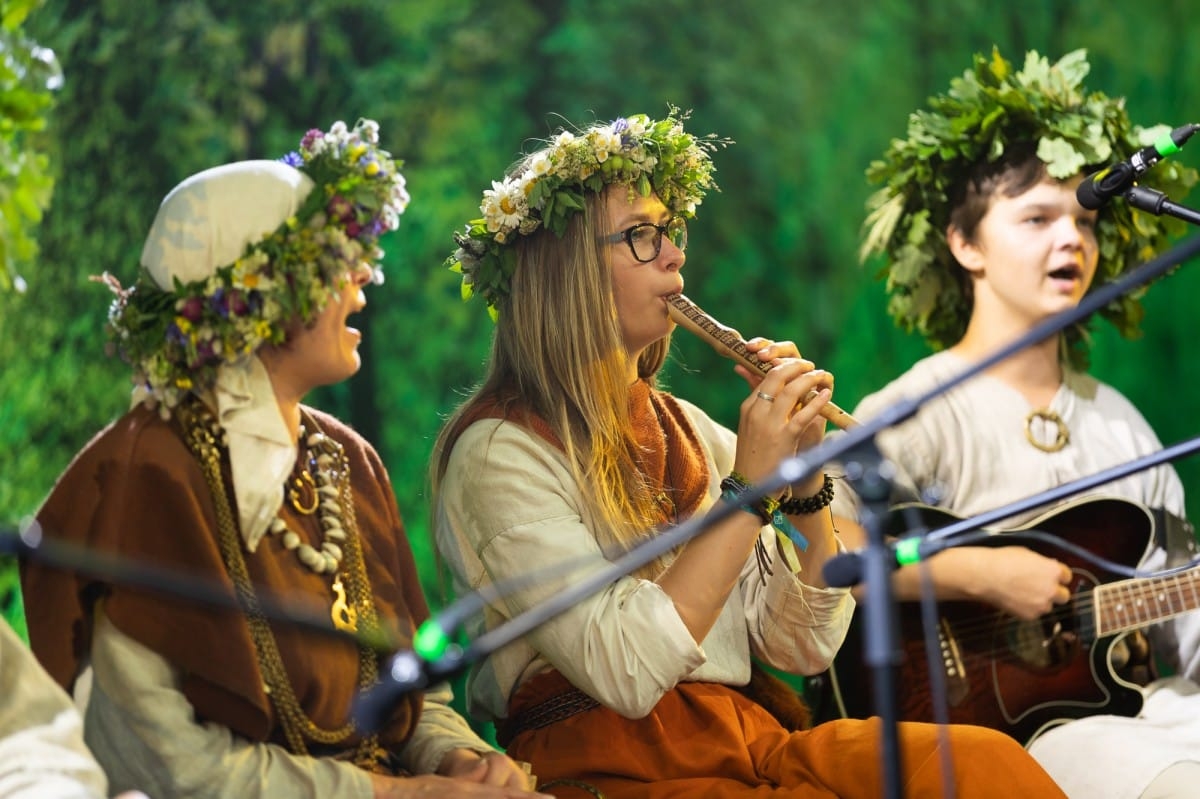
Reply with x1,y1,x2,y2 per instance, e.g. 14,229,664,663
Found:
602,217,688,263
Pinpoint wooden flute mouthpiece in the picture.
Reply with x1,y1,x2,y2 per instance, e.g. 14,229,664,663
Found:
665,292,859,430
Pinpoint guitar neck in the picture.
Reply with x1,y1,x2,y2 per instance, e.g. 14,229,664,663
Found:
1093,567,1200,636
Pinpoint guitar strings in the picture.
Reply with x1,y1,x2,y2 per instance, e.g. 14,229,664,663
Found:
916,573,1200,657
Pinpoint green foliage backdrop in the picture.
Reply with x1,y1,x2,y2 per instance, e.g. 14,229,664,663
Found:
4,1,1200,649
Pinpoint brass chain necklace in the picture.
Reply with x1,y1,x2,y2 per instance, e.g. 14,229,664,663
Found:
269,422,358,632
178,400,384,768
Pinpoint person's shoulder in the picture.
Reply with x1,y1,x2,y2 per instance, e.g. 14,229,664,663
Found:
455,415,554,454
853,351,954,417
660,391,707,420
659,391,725,438
1067,369,1147,417
302,405,387,471
304,405,371,449
39,403,192,522
70,403,186,467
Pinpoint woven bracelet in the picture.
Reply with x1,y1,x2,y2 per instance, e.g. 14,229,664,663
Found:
720,472,808,552
719,474,771,524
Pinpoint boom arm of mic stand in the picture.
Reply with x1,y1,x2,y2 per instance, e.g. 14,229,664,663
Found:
917,432,1200,555
1125,186,1200,226
3,520,376,649
358,235,1200,733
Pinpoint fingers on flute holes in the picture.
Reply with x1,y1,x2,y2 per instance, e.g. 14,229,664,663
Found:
783,367,831,400
745,337,774,361
770,339,802,360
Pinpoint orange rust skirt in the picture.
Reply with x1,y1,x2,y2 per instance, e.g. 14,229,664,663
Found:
506,676,1065,798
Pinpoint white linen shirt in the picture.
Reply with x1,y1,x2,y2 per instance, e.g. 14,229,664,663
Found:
832,350,1200,798
436,394,854,722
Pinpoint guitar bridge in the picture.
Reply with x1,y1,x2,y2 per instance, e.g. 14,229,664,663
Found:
938,617,970,707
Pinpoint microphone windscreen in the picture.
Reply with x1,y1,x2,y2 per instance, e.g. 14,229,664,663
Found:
821,551,864,589
1075,177,1106,211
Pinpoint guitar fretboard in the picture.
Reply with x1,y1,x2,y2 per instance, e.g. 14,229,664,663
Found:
1094,567,1200,636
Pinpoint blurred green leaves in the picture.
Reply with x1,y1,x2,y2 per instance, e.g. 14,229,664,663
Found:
0,0,60,292
4,0,1200,631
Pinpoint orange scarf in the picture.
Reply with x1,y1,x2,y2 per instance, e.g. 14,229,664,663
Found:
455,380,711,526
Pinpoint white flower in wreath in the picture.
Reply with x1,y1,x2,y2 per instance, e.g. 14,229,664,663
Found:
528,152,552,178
482,178,526,233
595,129,622,156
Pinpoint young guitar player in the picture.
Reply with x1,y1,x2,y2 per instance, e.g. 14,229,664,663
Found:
826,49,1200,798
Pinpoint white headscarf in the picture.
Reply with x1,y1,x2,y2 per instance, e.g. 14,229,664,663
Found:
139,160,315,550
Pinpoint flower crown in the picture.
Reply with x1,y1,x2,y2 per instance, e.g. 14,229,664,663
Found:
104,119,409,411
861,48,1198,368
446,108,731,319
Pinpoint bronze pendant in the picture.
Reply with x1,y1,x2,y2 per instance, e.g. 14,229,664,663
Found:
288,470,319,515
331,574,358,633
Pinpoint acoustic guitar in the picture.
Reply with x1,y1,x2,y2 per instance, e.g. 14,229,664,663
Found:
806,496,1198,745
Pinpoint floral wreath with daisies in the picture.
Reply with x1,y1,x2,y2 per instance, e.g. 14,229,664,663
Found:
101,119,409,412
447,107,732,319
862,48,1198,369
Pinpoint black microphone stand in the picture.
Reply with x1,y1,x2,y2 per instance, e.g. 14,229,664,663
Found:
840,438,904,799
915,432,1200,558
355,233,1200,799
1125,186,1200,227
2,520,377,649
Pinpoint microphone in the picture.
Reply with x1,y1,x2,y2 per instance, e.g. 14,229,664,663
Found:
352,548,610,732
353,626,465,734
822,426,1200,590
823,535,925,588
1077,124,1199,210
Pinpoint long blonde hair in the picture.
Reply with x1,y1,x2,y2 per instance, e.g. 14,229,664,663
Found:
432,184,674,572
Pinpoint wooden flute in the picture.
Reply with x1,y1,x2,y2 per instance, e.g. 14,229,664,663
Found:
665,293,859,430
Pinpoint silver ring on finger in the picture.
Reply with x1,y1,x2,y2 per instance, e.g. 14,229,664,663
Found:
756,391,776,403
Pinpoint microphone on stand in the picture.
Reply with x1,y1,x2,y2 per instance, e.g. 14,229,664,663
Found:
1077,124,1199,210
352,548,617,731
349,232,1200,795
4,518,381,647
822,429,1200,589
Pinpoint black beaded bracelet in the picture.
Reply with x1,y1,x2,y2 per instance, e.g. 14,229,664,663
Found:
779,473,835,515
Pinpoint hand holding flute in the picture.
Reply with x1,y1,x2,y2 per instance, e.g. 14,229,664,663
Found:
664,292,841,569
665,293,858,430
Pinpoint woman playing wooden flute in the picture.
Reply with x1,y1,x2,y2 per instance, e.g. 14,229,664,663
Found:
429,109,1066,797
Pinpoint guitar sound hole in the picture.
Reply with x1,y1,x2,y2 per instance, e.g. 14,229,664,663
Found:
1003,614,1080,670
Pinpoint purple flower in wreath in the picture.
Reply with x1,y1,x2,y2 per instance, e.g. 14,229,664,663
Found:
166,322,188,347
612,117,632,146
179,295,205,322
210,287,229,317
300,128,324,151
191,339,217,369
327,195,355,224
226,289,250,316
